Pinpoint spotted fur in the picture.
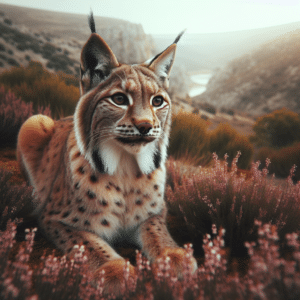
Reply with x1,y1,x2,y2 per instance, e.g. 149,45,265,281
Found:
17,14,197,296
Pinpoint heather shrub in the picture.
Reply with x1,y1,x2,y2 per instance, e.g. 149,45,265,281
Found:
166,154,300,259
257,142,300,181
0,168,33,229
1,220,300,299
251,108,300,148
0,86,51,146
169,111,210,165
209,123,253,169
0,62,80,118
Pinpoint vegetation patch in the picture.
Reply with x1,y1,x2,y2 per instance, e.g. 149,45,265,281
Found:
0,62,79,119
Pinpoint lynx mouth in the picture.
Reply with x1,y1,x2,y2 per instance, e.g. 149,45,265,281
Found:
116,136,155,145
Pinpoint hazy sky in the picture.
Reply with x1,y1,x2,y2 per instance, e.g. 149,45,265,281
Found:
1,0,300,34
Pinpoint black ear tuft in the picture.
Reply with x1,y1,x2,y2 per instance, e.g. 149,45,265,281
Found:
173,29,186,44
88,11,96,33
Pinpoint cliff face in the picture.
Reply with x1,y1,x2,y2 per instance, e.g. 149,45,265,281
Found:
194,29,300,116
0,3,190,100
0,3,156,75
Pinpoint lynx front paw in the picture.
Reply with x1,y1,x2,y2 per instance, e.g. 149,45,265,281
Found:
154,247,198,278
94,259,136,296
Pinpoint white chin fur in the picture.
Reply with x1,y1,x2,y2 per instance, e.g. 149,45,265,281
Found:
98,139,157,176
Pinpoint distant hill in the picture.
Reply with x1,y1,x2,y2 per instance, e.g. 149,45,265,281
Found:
0,3,156,75
154,22,300,73
193,29,300,116
0,3,191,105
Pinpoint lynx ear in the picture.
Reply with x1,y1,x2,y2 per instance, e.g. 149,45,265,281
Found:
80,33,119,95
146,30,185,89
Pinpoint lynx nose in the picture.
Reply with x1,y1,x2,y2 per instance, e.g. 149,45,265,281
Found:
135,122,153,135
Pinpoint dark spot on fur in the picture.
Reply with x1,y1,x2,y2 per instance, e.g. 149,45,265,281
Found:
115,186,121,192
154,185,159,190
72,240,78,244
148,212,154,216
53,153,57,158
42,169,45,173
136,189,141,195
101,219,109,226
46,157,50,163
76,198,83,203
143,194,150,199
151,202,157,207
65,229,72,233
48,210,60,216
90,175,98,183
83,241,89,245
78,166,85,174
74,182,80,189
92,150,105,174
136,172,142,179
100,199,108,206
115,200,122,207
58,201,63,206
60,240,66,244
56,186,60,193
135,199,143,205
158,194,162,197
135,215,140,221
62,212,70,218
67,247,73,253
89,247,94,252
78,206,86,213
67,200,71,205
87,190,96,199
153,150,161,169
106,185,111,190
72,218,79,223
72,152,81,160
146,227,150,231
84,220,91,226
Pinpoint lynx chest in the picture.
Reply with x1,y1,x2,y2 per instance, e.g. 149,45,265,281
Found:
42,128,167,245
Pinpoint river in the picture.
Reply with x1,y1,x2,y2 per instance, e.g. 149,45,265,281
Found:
189,73,213,97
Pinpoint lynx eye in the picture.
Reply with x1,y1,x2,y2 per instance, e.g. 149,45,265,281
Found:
111,93,129,106
152,96,164,107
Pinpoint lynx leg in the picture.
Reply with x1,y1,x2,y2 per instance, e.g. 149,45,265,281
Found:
40,218,135,296
140,215,197,277
17,114,55,182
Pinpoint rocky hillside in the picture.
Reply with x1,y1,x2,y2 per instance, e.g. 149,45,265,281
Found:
0,3,156,75
0,3,192,106
194,29,300,116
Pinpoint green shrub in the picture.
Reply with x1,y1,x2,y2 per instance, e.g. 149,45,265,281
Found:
209,123,253,169
0,62,80,119
169,111,210,165
169,112,253,169
257,142,300,181
251,108,300,148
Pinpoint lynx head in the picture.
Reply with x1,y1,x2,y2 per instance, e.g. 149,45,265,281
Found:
74,13,184,175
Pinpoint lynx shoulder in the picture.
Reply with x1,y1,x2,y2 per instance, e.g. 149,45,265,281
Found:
17,13,196,296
